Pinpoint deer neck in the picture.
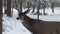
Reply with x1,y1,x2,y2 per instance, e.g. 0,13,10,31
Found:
20,15,34,32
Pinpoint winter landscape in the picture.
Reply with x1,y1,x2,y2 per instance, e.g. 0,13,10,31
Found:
2,7,60,34
2,0,60,34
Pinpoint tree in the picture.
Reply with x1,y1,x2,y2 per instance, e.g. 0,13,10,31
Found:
34,1,42,15
4,0,7,14
0,0,2,34
14,0,18,9
42,1,47,15
51,2,54,13
27,1,31,10
32,2,35,13
20,1,22,12
7,0,12,17
37,1,41,20
17,0,23,17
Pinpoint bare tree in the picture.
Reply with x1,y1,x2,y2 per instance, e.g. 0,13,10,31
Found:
51,2,54,13
4,0,7,14
0,0,2,34
27,1,31,10
32,2,35,13
42,1,47,15
20,1,22,12
33,1,42,15
14,0,18,9
37,1,41,20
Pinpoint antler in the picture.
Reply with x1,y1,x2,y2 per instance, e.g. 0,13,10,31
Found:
23,8,30,14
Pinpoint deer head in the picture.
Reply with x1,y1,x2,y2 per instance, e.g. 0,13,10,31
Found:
17,9,30,20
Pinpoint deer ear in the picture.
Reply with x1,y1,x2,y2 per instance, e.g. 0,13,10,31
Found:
23,9,30,14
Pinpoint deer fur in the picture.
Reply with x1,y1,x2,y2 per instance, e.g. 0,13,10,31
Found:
17,9,60,34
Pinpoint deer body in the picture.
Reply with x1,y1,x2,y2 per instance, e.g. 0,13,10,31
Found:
17,9,60,34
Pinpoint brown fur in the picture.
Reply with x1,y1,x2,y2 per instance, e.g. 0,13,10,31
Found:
17,9,60,34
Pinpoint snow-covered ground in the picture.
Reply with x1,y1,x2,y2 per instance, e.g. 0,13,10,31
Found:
2,7,60,34
2,8,32,34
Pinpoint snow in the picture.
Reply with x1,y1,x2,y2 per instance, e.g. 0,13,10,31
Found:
2,7,60,34
27,7,60,21
3,8,32,34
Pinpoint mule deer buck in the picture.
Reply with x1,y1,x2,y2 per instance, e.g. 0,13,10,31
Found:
17,9,60,34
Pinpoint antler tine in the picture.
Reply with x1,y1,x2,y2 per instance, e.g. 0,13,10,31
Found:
23,8,31,14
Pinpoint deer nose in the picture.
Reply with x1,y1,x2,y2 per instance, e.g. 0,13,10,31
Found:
16,17,20,20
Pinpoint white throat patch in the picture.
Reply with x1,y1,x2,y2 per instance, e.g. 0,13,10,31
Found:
20,19,23,23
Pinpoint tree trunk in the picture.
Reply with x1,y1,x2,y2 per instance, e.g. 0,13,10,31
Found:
43,8,45,15
7,0,11,17
42,1,46,15
27,1,30,10
51,2,54,13
32,4,35,13
20,2,22,12
52,8,54,13
37,1,40,20
0,0,2,34
34,1,42,15
4,0,7,14
37,7,39,20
